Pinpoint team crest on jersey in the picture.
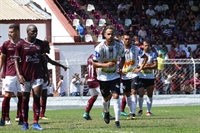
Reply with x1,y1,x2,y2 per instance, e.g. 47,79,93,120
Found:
36,46,40,50
94,51,100,58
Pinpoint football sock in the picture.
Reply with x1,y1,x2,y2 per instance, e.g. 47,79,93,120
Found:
2,97,11,120
113,98,120,121
126,96,132,114
85,97,96,113
22,97,30,123
138,97,144,110
103,100,109,113
40,96,47,117
17,96,22,121
120,95,126,112
33,96,40,123
147,97,152,112
131,94,137,114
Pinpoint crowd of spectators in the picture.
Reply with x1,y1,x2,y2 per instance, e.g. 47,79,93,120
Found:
54,0,200,95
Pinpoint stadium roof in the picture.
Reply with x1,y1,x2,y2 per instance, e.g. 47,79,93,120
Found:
0,0,51,20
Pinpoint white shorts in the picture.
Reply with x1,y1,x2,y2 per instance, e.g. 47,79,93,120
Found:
3,76,22,95
1,78,5,95
22,78,44,92
42,81,48,90
89,86,100,96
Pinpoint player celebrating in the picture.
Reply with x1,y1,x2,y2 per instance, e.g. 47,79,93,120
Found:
0,24,23,126
137,40,158,116
15,24,48,130
40,41,68,119
92,25,125,128
121,32,147,119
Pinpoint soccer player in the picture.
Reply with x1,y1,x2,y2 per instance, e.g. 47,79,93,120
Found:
40,40,68,119
0,24,23,126
121,33,147,119
82,48,114,120
14,24,48,130
137,40,158,116
92,25,125,128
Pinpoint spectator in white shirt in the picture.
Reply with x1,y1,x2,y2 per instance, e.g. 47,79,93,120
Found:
138,26,147,42
117,1,128,21
154,1,164,13
181,42,189,53
146,5,155,18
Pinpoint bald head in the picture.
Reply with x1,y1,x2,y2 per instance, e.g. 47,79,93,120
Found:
26,24,38,41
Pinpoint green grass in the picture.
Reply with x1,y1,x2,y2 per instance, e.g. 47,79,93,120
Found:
0,106,200,133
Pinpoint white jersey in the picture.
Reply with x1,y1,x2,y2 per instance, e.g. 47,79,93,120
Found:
93,40,125,81
58,80,66,93
71,78,81,92
122,45,144,80
138,51,157,79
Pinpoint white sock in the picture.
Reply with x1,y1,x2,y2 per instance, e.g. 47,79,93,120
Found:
113,98,120,121
146,97,152,112
126,96,132,114
138,97,143,110
131,95,137,114
103,100,109,112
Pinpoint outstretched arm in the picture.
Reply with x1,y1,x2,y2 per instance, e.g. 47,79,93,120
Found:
48,58,68,71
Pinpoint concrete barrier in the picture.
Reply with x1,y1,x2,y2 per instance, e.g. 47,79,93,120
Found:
1,95,200,110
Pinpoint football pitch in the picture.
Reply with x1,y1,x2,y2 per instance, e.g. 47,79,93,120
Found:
0,106,199,133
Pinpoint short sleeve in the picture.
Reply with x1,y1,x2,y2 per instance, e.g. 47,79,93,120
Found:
93,46,101,62
1,43,7,55
119,44,125,58
153,52,158,61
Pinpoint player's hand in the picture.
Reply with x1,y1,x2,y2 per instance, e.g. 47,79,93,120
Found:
133,68,141,73
63,66,68,71
18,75,25,85
117,68,122,74
106,62,115,68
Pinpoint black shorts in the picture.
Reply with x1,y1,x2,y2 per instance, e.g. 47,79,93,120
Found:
98,78,120,98
137,78,155,89
122,76,139,93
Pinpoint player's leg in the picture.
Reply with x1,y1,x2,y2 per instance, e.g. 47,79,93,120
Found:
16,79,23,125
120,94,129,116
99,80,112,124
20,82,31,130
122,80,133,119
146,79,155,116
40,82,48,120
31,79,44,131
111,78,121,128
129,76,139,119
137,78,145,116
83,87,99,120
0,76,16,126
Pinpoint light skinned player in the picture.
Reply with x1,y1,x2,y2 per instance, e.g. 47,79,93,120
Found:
92,25,125,128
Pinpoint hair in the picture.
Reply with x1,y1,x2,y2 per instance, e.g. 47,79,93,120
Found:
43,40,49,47
104,25,116,33
143,39,150,44
59,75,63,80
122,31,131,37
9,24,19,31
